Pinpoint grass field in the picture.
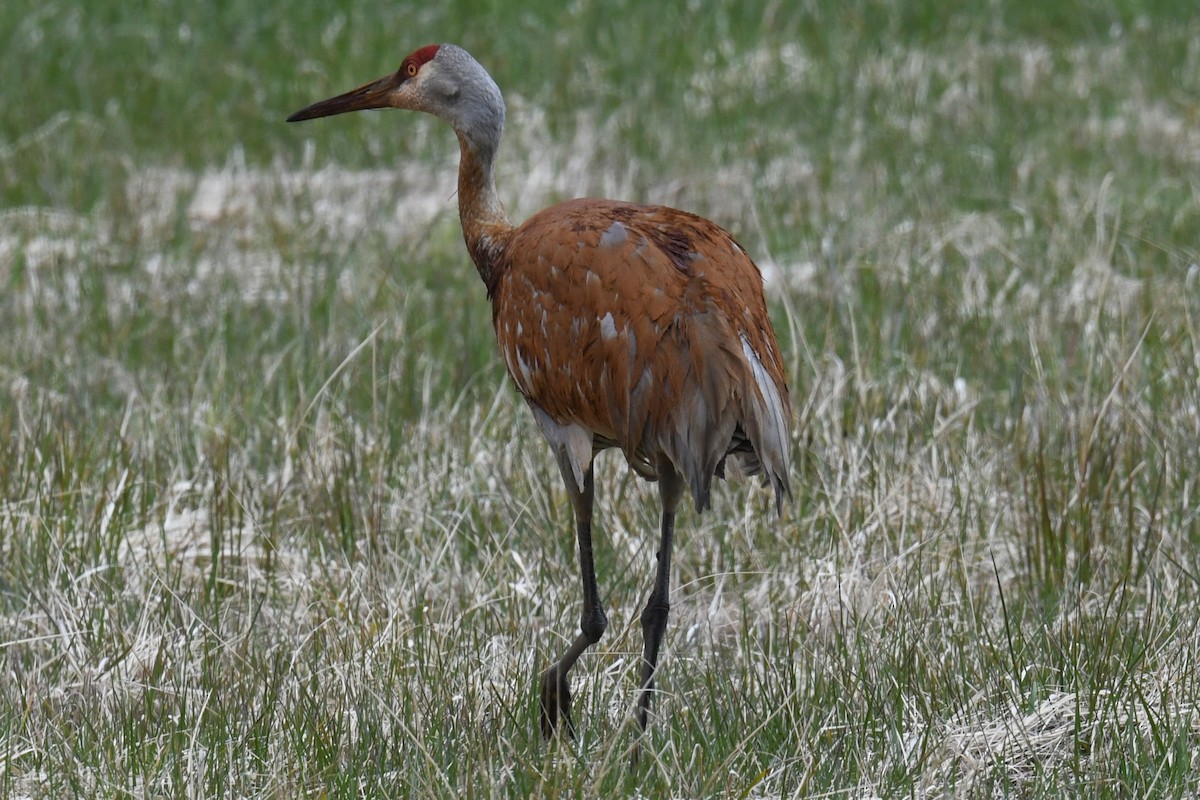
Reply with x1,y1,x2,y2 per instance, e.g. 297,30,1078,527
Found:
3,0,1200,796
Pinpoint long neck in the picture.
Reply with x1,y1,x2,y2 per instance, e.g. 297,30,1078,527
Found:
456,131,513,298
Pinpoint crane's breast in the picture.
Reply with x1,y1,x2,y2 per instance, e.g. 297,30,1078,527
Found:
491,205,661,438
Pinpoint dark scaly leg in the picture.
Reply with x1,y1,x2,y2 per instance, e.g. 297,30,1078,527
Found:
632,457,684,763
540,460,608,738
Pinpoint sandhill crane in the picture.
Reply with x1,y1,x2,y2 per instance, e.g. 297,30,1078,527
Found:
288,43,791,756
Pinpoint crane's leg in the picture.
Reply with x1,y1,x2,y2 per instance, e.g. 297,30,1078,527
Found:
540,459,607,739
633,457,684,759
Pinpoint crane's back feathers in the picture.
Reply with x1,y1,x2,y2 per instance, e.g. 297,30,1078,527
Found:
492,199,791,512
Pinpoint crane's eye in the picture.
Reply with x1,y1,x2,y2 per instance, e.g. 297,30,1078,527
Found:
405,61,418,78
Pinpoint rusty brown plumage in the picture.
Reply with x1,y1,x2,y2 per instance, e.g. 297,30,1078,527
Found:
492,199,790,511
288,43,792,764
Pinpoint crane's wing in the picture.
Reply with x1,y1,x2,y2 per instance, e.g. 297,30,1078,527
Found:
493,199,791,512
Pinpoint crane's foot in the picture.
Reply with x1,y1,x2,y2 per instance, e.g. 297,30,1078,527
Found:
629,738,644,771
539,662,574,739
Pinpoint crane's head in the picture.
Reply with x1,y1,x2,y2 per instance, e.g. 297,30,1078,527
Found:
287,44,505,153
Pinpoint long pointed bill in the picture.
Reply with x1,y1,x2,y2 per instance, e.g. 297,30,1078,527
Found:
287,72,403,122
